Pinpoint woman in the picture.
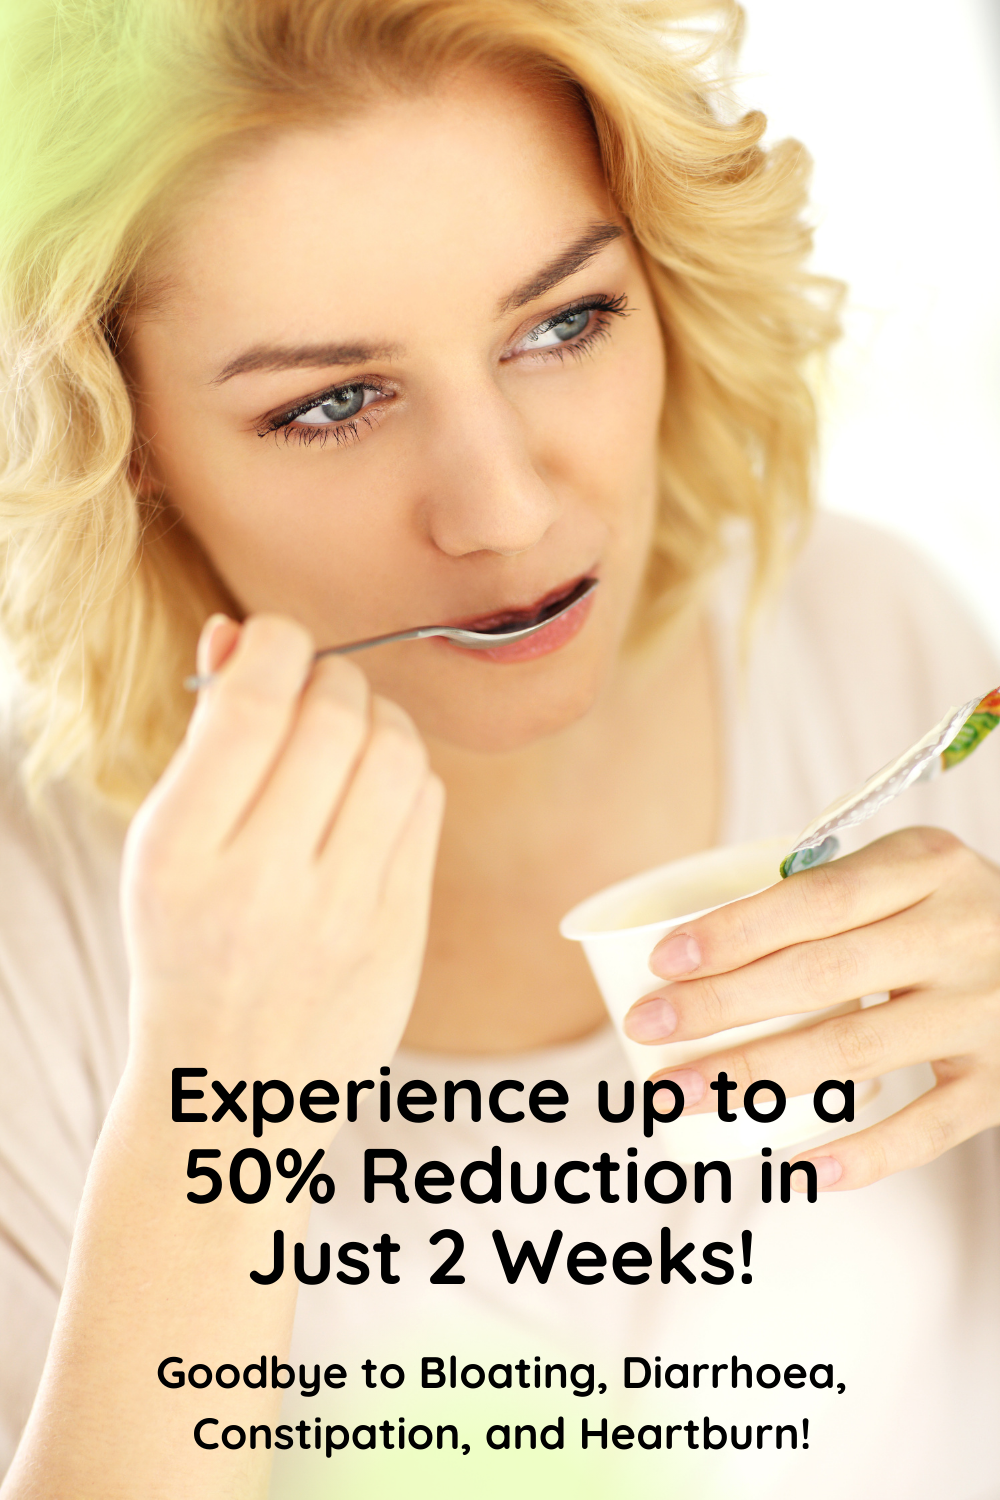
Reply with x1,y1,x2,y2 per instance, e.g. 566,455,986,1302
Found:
0,0,998,1495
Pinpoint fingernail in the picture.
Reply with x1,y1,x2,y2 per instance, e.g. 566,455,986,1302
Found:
197,614,236,676
624,998,677,1042
794,1155,843,1191
655,1069,705,1107
651,932,701,978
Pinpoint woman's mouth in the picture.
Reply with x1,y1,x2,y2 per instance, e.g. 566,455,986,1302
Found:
440,573,598,664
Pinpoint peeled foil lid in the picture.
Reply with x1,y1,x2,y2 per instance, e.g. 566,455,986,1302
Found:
788,695,982,857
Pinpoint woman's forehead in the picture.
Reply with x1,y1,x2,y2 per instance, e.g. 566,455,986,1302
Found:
139,67,618,334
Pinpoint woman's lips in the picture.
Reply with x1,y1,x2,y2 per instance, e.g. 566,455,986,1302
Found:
445,575,591,633
438,575,598,664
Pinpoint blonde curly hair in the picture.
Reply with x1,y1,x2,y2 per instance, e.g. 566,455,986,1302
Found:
0,0,841,813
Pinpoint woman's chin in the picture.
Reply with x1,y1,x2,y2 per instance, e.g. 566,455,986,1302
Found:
380,654,610,757
428,701,596,755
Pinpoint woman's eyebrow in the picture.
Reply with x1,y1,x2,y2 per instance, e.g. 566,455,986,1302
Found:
209,222,623,384
211,340,401,384
497,220,624,313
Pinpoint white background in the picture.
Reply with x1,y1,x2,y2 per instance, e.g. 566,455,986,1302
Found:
737,0,1000,649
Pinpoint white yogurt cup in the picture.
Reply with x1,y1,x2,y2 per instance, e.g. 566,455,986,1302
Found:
560,836,880,1161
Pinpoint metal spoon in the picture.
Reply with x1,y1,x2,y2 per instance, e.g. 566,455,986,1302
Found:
184,576,598,690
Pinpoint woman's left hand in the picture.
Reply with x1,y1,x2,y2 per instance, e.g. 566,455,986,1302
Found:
623,827,1000,1190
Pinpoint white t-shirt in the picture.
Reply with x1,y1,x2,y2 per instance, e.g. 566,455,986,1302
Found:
1,513,999,1499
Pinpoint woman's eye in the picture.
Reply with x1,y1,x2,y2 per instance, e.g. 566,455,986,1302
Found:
520,307,593,351
295,384,373,425
261,380,391,445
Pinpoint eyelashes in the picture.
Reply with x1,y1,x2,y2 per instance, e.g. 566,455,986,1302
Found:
507,292,629,363
263,405,385,448
259,291,630,449
257,381,391,444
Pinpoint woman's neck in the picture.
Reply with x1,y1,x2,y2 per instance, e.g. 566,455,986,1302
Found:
403,607,721,1055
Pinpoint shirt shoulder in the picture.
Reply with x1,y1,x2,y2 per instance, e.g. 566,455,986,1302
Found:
784,512,998,709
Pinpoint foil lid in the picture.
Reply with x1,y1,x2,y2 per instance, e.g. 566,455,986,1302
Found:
780,687,1000,879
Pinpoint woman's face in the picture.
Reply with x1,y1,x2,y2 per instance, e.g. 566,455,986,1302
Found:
125,68,666,752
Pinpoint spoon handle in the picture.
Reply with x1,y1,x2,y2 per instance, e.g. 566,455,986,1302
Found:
314,626,444,658
182,625,443,689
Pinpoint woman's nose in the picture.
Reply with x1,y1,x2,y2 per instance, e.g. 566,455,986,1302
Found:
419,387,560,558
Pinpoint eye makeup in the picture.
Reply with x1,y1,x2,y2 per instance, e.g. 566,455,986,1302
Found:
257,290,630,448
256,378,393,445
505,291,629,361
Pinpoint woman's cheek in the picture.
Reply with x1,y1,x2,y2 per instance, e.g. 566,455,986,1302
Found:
537,343,664,525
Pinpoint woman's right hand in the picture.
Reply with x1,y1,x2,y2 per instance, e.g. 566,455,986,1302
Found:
121,613,444,1100
1,612,443,1499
